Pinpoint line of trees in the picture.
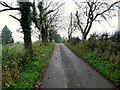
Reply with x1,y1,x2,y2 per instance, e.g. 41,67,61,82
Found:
0,0,63,55
1,0,119,53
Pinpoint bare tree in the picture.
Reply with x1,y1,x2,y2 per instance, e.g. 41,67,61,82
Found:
68,13,77,41
62,13,77,41
74,0,120,40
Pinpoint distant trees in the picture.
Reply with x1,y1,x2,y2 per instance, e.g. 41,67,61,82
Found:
1,25,14,45
53,34,62,43
49,26,57,42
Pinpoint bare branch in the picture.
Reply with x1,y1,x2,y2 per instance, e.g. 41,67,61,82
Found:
0,8,20,12
0,1,20,12
75,11,84,33
9,15,20,22
94,1,120,20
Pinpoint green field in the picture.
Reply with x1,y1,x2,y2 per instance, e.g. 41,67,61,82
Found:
2,44,24,62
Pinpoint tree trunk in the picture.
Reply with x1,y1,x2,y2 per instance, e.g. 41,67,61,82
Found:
21,23,33,55
49,31,52,42
41,26,48,42
23,29,32,51
38,34,41,41
68,35,71,42
20,2,33,55
68,32,72,42
82,22,93,41
82,33,87,41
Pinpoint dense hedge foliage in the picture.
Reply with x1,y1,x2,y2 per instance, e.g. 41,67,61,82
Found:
66,31,120,87
69,31,120,63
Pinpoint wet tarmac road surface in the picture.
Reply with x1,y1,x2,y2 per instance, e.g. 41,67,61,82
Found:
42,43,116,88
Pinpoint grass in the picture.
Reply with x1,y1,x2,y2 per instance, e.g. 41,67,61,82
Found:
65,43,120,87
2,44,24,62
2,42,54,88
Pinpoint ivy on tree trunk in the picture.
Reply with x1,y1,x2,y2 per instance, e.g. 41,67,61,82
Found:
41,25,48,42
19,2,33,55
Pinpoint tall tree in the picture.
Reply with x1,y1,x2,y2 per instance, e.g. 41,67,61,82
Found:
32,1,48,42
19,2,32,53
2,25,14,45
32,0,63,42
62,13,77,42
68,13,77,42
0,1,33,54
74,0,120,40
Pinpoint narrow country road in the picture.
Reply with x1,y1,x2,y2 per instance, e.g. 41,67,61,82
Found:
42,43,116,88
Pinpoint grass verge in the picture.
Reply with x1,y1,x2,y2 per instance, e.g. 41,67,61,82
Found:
65,43,120,87
2,42,54,88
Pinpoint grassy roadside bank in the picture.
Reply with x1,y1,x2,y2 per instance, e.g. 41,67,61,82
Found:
65,43,120,87
2,42,54,88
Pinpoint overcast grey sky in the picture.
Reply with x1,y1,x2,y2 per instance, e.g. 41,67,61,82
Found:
0,0,119,42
